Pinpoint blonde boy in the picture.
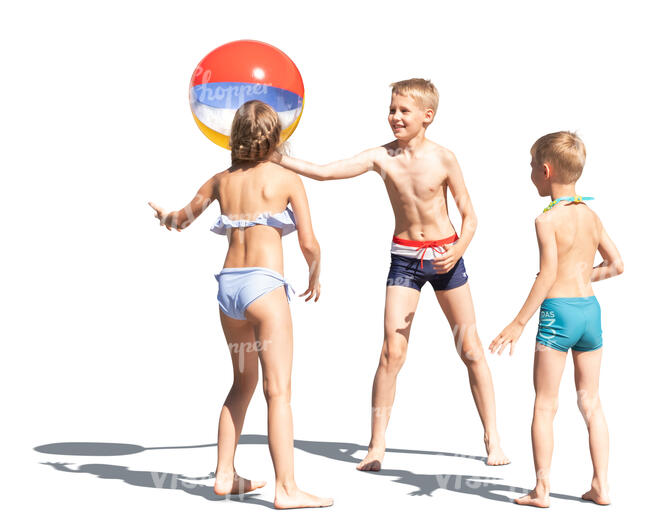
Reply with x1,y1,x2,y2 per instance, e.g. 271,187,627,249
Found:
490,131,623,507
277,78,509,469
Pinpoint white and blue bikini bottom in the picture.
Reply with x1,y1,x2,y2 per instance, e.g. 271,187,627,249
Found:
215,267,294,320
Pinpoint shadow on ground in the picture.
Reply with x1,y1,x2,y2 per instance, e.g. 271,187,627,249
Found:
35,435,584,506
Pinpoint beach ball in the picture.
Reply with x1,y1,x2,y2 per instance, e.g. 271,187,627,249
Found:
189,40,304,149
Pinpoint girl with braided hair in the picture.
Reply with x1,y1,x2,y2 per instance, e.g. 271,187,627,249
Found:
149,100,332,509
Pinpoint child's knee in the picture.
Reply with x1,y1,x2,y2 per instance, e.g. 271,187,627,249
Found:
576,389,601,421
381,338,407,372
458,335,484,366
233,374,258,396
263,378,291,403
534,396,559,416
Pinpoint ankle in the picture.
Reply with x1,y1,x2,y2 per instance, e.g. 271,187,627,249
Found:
534,478,551,496
214,468,235,482
276,480,298,496
592,477,608,490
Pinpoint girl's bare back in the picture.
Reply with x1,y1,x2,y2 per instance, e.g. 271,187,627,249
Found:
216,161,294,272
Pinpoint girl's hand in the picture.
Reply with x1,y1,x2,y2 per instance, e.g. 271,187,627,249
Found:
148,201,182,231
489,321,524,356
432,243,461,273
300,278,321,302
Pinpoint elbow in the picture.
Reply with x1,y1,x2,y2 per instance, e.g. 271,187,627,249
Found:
539,270,557,286
544,275,557,288
615,259,624,276
299,236,320,255
460,210,477,234
311,165,330,181
469,214,478,233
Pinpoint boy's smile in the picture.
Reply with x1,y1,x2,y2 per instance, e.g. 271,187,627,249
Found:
388,93,433,139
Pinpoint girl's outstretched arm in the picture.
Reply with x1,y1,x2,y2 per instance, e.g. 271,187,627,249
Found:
149,174,219,230
276,147,380,181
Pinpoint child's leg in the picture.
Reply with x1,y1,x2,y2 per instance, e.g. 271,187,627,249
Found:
214,310,266,495
516,342,567,507
573,347,610,505
357,285,420,471
246,286,332,509
434,283,509,465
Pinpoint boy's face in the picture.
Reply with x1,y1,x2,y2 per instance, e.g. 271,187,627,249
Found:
388,93,433,140
530,158,551,196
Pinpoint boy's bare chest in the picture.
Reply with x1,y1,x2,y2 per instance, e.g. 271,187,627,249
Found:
380,161,448,199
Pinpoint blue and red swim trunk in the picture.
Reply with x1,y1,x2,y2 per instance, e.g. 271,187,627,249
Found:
386,234,469,291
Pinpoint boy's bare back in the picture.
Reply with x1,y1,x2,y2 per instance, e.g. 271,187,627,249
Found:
538,201,602,298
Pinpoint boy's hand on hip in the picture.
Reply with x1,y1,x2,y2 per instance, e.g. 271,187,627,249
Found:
489,321,524,356
432,244,460,273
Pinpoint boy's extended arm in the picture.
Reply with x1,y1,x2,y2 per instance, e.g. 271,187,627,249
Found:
277,148,378,181
591,225,624,281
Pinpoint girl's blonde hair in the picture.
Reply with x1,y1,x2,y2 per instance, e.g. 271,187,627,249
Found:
530,131,586,184
229,100,282,164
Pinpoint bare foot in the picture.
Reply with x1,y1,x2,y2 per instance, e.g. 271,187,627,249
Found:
582,485,611,505
485,438,510,466
274,488,333,509
213,471,266,496
356,447,385,471
515,489,550,508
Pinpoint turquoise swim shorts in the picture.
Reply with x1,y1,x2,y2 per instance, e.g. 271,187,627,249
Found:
536,296,603,352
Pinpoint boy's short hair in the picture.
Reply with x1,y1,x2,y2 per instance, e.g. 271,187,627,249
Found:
390,78,439,117
530,131,587,184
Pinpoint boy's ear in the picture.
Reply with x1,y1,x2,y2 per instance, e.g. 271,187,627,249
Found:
543,163,551,179
424,108,435,124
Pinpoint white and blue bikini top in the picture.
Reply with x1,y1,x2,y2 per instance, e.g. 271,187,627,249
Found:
210,207,297,236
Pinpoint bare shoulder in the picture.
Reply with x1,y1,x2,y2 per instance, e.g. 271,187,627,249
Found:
205,169,228,200
267,161,304,193
430,141,459,165
534,209,557,232
587,204,602,222
370,143,397,161
587,205,604,233
209,168,227,182
269,161,299,179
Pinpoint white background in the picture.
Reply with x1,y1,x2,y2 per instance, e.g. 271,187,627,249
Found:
2,0,649,530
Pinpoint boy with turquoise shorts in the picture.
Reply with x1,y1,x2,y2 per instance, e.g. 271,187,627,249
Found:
490,131,624,507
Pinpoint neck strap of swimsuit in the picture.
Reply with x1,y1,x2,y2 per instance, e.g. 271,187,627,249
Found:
543,195,594,213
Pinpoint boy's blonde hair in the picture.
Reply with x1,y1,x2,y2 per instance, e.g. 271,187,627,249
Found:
230,100,282,164
530,131,587,184
390,78,439,117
